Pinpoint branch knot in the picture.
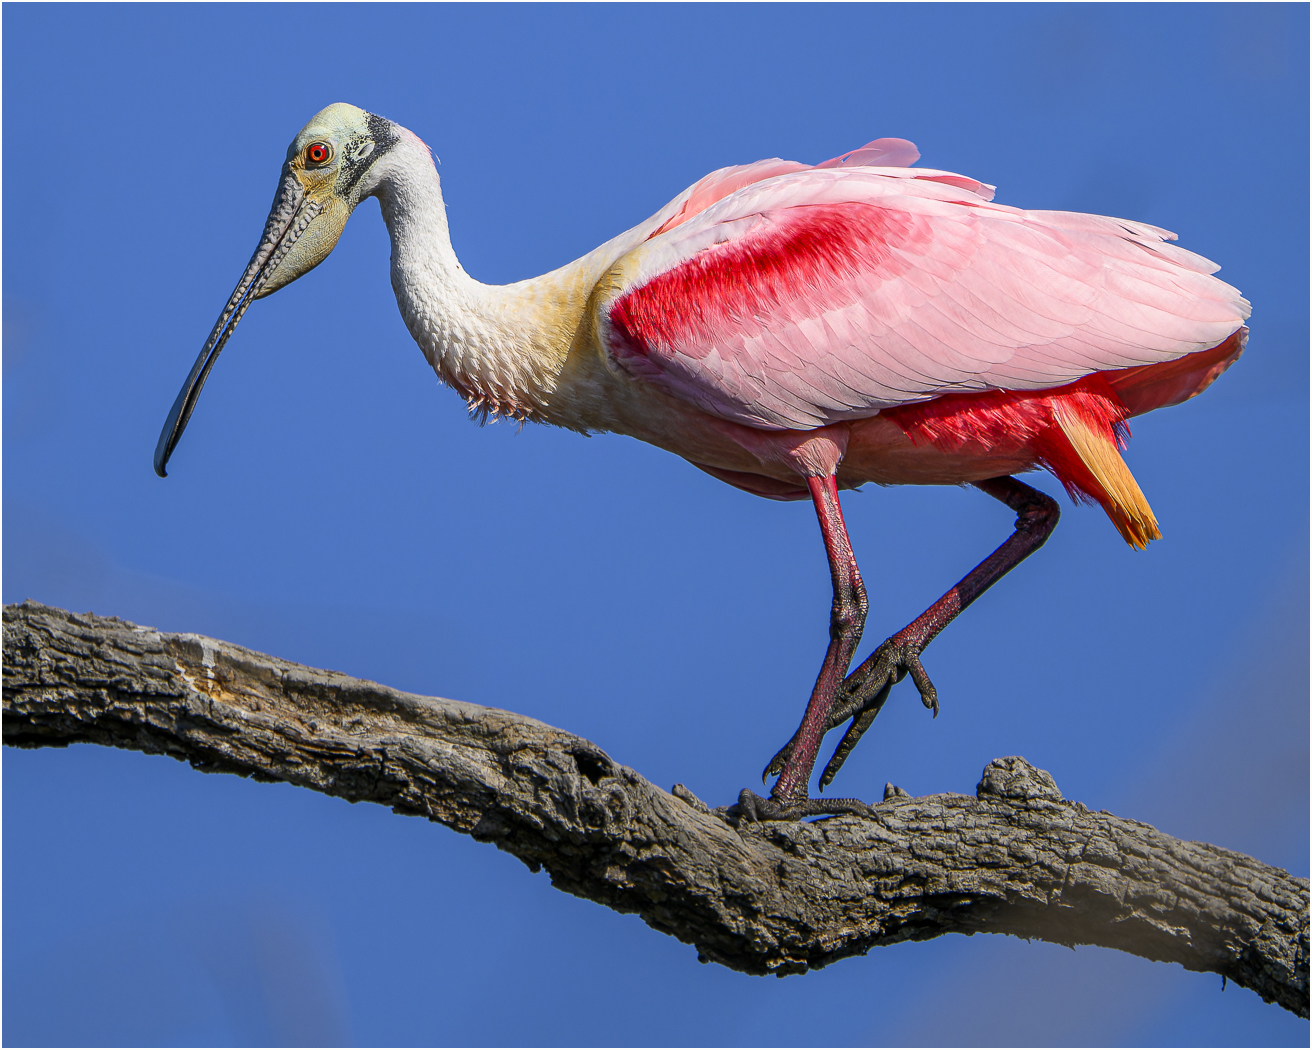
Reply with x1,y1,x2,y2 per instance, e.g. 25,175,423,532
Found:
976,756,1064,802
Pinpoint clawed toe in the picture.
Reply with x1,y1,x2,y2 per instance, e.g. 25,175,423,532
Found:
813,640,940,789
728,789,874,823
762,735,800,782
763,637,941,796
840,636,937,719
818,680,892,790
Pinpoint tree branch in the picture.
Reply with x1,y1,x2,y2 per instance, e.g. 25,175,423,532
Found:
4,600,1306,1016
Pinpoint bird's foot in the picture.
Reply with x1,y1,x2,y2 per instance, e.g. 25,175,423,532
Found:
817,634,938,788
842,633,939,719
762,634,939,791
720,789,874,824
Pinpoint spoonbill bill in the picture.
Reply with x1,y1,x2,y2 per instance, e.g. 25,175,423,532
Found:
155,104,1249,820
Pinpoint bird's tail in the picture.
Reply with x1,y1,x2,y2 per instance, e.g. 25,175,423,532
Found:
1045,401,1160,549
888,375,1161,549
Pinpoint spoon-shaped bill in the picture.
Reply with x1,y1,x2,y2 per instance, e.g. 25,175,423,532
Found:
153,170,321,477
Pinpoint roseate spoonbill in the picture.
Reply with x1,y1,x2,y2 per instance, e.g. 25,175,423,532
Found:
155,104,1249,820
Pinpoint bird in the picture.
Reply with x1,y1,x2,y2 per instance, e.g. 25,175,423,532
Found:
154,104,1249,821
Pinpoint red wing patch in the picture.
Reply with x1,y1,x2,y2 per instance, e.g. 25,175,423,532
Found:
612,203,928,366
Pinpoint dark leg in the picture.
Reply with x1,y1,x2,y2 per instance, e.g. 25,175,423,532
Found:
744,474,869,818
814,475,1060,789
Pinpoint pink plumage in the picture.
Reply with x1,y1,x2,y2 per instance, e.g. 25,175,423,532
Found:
647,137,923,240
604,159,1246,433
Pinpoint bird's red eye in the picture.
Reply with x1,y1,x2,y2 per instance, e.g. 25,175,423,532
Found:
306,142,331,165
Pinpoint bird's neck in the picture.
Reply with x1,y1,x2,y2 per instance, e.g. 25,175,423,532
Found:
373,138,594,422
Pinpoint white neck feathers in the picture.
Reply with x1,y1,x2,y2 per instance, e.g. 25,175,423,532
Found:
372,136,592,421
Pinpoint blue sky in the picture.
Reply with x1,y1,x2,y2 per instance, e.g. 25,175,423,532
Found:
4,3,1307,1046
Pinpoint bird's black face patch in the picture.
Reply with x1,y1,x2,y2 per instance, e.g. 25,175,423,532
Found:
337,113,400,200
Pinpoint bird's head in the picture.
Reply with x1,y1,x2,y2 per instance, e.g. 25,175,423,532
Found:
257,103,399,296
153,103,400,477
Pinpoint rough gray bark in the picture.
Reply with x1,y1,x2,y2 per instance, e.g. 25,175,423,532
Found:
4,600,1307,1016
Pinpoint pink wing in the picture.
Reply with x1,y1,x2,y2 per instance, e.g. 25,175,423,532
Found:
648,138,925,239
602,166,1249,430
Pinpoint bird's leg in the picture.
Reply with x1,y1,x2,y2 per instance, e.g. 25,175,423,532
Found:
745,474,870,819
814,476,1060,789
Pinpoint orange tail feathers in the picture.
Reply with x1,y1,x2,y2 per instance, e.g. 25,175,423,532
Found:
1050,404,1160,549
887,374,1161,549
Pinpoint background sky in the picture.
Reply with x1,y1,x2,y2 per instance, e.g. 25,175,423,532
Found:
4,3,1307,1046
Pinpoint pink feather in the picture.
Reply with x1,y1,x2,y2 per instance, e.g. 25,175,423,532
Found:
605,162,1249,431
814,137,921,169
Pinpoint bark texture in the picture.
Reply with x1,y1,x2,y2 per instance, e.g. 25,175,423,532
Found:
4,600,1307,1016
